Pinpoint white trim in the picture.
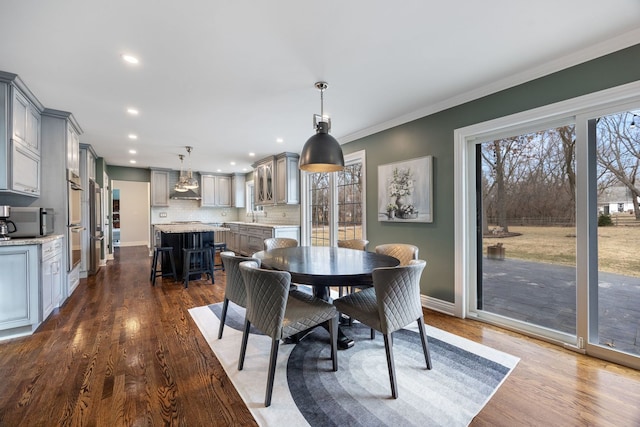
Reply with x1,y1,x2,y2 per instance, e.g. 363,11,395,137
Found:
422,295,456,316
341,29,640,145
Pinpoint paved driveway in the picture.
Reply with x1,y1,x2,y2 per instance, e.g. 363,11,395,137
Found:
482,258,640,355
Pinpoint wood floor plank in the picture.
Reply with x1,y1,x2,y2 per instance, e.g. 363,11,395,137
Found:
1,245,639,426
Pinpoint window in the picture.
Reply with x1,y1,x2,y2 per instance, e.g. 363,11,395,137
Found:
302,150,366,246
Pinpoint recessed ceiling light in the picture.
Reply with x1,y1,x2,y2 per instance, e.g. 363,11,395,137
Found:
127,108,139,115
249,152,255,157
122,54,139,64
230,161,236,166
129,149,137,154
276,138,284,143
216,169,222,173
128,133,138,140
242,168,248,171
129,159,137,164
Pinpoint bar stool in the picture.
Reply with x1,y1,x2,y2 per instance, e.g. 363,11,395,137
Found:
182,247,214,288
212,242,227,271
150,246,177,286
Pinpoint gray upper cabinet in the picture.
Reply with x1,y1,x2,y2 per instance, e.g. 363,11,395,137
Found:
253,156,275,205
275,152,300,205
231,173,246,208
200,173,231,207
253,153,299,205
150,169,170,207
0,72,44,197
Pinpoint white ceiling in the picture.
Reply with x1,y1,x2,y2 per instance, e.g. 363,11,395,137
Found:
1,1,639,173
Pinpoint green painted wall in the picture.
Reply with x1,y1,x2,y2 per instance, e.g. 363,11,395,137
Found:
343,43,640,302
107,165,150,183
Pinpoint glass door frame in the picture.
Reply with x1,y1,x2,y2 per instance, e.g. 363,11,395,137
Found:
454,81,640,369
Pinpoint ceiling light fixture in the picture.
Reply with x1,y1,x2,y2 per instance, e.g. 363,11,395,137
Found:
127,108,139,115
128,133,138,140
122,54,139,64
129,149,137,154
182,146,199,190
174,154,188,192
299,81,344,172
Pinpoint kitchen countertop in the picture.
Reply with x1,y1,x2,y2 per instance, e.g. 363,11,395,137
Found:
224,221,300,229
154,224,230,234
0,234,64,247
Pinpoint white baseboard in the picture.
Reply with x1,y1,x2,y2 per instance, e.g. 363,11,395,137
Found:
421,295,456,316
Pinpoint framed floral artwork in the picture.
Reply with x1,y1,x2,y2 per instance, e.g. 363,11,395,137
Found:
378,155,433,222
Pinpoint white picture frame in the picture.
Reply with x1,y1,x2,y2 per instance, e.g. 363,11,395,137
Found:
378,155,433,223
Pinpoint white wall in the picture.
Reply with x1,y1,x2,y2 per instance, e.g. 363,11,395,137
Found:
112,180,150,247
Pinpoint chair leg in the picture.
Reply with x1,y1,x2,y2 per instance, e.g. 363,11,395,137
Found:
265,338,280,407
183,252,190,288
328,316,338,371
417,317,432,369
370,328,375,340
238,319,251,371
150,249,158,282
383,333,398,399
168,250,177,281
217,298,229,339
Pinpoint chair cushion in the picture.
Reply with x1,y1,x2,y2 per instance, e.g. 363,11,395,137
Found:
333,287,382,332
281,290,337,339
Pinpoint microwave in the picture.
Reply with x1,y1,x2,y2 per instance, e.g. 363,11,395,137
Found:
10,207,55,237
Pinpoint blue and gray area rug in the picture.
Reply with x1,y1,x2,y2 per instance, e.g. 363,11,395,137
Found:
189,303,519,427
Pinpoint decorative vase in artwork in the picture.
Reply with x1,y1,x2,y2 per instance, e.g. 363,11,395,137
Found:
395,195,407,210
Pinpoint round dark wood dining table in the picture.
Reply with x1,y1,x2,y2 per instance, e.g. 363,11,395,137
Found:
253,246,400,348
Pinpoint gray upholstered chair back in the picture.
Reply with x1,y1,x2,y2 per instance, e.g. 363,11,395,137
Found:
239,260,291,340
220,251,259,307
375,243,419,266
263,237,298,251
338,239,369,251
373,259,426,334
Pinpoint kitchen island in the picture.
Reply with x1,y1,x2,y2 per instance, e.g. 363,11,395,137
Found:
153,224,229,281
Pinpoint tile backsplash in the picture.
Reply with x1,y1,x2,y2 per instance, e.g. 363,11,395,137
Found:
151,199,300,226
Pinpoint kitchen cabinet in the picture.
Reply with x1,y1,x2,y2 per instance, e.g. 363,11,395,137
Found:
253,152,299,205
200,173,231,207
0,72,44,197
11,141,40,195
231,173,246,208
41,238,63,322
226,222,300,256
0,245,39,335
67,125,80,178
12,86,41,156
253,156,275,205
150,169,170,207
275,152,300,204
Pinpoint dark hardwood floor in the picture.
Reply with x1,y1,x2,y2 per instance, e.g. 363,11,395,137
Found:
1,246,639,426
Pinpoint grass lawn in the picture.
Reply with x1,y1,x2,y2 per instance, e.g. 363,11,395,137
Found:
484,221,640,278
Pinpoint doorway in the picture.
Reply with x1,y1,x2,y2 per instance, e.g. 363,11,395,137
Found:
111,180,151,248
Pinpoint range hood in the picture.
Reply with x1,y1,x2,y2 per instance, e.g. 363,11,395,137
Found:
170,189,201,200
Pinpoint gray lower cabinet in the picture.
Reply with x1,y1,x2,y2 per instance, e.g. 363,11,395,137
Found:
225,223,300,256
41,239,63,322
0,245,39,338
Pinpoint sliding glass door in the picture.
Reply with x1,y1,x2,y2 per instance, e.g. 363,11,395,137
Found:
475,123,578,342
457,85,640,369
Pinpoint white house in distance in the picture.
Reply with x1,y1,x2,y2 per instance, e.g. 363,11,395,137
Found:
598,185,639,215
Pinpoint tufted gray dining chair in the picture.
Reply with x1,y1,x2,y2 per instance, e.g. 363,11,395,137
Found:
263,237,298,251
238,260,338,407
333,259,431,399
374,243,419,266
337,239,370,297
218,251,260,339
